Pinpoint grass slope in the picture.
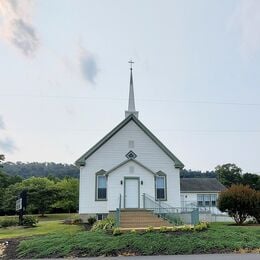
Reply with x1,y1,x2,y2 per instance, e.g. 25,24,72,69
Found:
0,214,80,239
17,223,260,258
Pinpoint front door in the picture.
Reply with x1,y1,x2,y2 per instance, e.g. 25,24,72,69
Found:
124,178,139,208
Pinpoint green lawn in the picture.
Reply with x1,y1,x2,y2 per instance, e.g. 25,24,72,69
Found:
16,222,260,258
0,213,77,222
0,213,80,239
0,220,81,239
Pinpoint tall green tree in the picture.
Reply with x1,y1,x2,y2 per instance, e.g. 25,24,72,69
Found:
242,173,260,191
52,178,79,213
215,163,242,187
3,177,59,216
0,155,22,214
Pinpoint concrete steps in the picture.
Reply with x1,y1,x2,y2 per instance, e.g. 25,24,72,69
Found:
119,209,171,228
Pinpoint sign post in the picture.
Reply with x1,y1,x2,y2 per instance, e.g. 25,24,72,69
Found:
16,198,22,211
16,190,27,225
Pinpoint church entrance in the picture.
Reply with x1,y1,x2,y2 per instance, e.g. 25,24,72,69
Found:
124,177,140,208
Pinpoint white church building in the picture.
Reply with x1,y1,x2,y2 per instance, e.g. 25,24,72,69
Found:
75,64,185,220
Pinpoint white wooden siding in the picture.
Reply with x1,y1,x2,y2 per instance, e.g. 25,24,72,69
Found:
180,192,222,214
79,119,181,214
107,160,155,210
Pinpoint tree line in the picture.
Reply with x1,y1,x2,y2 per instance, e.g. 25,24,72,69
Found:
0,155,78,216
2,161,79,179
1,154,259,216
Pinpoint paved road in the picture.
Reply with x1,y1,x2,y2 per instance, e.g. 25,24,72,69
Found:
38,254,260,260
76,255,259,260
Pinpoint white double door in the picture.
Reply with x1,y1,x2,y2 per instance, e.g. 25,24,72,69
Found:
124,178,139,208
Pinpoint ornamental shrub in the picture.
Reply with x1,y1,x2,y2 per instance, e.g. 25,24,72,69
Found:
145,226,154,232
23,216,38,227
194,222,208,231
0,217,18,228
91,217,115,231
72,217,83,224
87,216,96,226
218,184,256,225
112,227,122,236
159,226,168,233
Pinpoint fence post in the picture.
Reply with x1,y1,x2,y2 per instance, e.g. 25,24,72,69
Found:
191,208,199,225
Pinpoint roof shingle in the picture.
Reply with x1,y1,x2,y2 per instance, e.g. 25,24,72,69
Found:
180,178,226,192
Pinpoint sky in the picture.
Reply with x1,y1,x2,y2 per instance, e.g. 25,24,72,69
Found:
0,0,260,174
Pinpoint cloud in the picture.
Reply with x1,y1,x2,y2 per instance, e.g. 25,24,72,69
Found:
0,0,39,57
229,0,260,57
79,46,98,84
0,116,5,129
0,137,16,153
0,116,16,154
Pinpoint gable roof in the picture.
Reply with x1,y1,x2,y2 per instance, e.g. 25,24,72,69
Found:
75,114,184,168
180,178,226,192
106,158,156,176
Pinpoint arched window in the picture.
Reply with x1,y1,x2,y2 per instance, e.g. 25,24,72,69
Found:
155,171,167,200
95,170,107,201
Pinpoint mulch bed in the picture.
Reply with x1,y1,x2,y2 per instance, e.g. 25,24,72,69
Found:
0,238,21,260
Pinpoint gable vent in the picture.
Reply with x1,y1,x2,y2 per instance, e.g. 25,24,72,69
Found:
126,150,137,159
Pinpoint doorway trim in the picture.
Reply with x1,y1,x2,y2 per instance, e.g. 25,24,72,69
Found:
124,177,140,208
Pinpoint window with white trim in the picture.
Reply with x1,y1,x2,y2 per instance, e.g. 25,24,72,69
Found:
96,175,107,200
197,194,217,207
155,176,166,200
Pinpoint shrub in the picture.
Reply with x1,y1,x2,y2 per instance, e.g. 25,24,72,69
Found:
72,217,82,224
249,191,260,224
159,226,168,233
0,217,18,228
23,216,39,227
194,222,208,231
218,184,256,225
87,216,96,226
112,227,122,236
181,225,193,232
63,217,82,225
91,217,115,232
145,226,154,232
130,229,137,234
170,226,177,232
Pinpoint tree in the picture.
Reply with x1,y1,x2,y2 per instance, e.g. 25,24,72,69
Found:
2,161,79,179
23,177,59,216
249,191,260,223
52,178,79,213
3,177,59,216
0,155,22,215
242,173,260,191
215,164,242,187
218,184,256,224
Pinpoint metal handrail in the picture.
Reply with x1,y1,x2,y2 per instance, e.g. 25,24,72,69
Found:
115,194,121,227
142,193,199,225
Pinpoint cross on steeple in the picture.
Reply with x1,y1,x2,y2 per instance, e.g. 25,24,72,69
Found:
125,60,139,118
128,60,134,70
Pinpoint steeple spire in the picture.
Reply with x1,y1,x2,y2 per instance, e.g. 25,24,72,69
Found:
125,60,139,118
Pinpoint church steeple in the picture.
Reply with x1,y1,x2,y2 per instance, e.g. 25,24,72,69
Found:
125,60,139,118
